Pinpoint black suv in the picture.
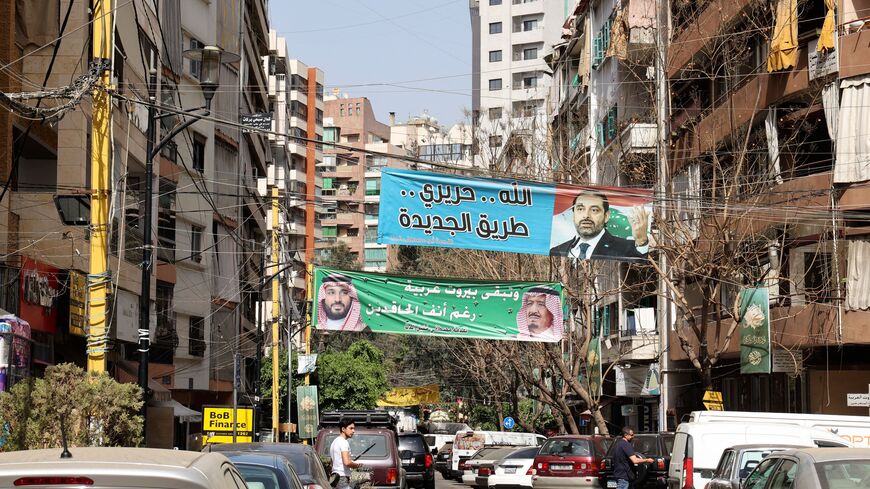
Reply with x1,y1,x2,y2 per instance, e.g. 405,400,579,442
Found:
398,432,435,489
598,432,674,489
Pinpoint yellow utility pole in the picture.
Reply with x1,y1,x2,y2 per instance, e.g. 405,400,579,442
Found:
271,186,280,441
88,0,113,374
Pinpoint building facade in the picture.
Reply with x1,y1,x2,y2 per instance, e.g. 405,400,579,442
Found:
390,113,475,168
470,0,565,170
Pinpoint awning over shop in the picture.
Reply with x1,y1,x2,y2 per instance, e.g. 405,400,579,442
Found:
148,399,203,423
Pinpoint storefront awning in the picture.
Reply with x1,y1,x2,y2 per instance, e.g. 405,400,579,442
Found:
148,399,202,423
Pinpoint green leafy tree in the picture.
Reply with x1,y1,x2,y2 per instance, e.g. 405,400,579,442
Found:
317,242,361,270
0,363,143,450
317,340,390,411
259,348,298,427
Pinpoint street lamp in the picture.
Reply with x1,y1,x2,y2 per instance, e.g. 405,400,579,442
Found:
138,45,238,430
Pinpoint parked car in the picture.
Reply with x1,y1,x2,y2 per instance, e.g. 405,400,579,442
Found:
222,452,304,489
531,435,612,489
202,442,332,489
741,447,870,489
666,421,851,489
424,433,457,455
435,442,453,476
452,431,546,481
463,447,520,487
0,447,244,489
598,432,674,489
398,433,436,489
315,411,406,489
705,444,808,489
484,446,540,489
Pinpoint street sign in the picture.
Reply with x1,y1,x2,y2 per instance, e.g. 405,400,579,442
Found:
240,113,272,132
847,393,870,407
703,391,723,402
203,405,254,444
703,401,725,411
503,417,515,429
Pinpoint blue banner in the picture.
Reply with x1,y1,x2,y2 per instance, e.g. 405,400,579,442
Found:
378,169,654,262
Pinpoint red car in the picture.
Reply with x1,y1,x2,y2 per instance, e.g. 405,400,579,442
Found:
531,435,612,489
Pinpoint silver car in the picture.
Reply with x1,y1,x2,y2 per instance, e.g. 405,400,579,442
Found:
741,447,870,489
0,447,246,489
706,444,809,489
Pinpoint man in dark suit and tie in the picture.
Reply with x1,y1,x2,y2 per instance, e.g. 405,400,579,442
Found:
550,190,650,261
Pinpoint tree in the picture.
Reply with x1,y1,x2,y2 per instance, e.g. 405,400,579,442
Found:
317,242,361,270
259,348,297,426
317,340,390,411
0,363,143,450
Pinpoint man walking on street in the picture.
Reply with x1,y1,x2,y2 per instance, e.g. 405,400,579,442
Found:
330,418,364,489
613,427,653,489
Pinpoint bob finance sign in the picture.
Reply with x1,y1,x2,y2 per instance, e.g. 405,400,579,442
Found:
203,406,254,444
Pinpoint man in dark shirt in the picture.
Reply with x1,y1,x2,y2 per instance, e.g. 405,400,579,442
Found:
613,427,653,489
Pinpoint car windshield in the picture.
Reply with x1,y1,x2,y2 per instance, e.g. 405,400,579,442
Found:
400,436,428,453
236,464,285,489
540,439,591,457
323,434,389,459
815,460,870,488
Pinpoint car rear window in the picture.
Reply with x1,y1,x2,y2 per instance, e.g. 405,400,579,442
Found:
662,435,675,456
236,464,284,489
400,435,428,453
815,460,870,488
539,439,592,457
424,435,436,446
507,447,540,459
323,434,389,459
633,435,662,456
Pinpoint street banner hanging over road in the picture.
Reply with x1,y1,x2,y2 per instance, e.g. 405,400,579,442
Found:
378,169,653,262
739,287,771,374
377,384,441,407
297,385,319,439
312,267,565,342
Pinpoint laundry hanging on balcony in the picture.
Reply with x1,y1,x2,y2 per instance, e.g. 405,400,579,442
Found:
835,75,870,183
767,0,798,72
846,240,870,311
818,0,836,52
606,9,628,60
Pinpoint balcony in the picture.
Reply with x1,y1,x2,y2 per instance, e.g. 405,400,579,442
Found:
617,122,656,155
510,0,541,16
668,0,749,78
510,26,544,45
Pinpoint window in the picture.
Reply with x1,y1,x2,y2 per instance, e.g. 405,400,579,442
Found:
340,105,344,116
804,252,832,303
592,15,614,68
489,22,502,34
365,248,388,268
489,0,502,4
365,227,378,243
488,107,502,120
189,38,204,78
489,135,503,148
356,102,361,115
189,316,205,356
522,19,538,31
156,178,177,263
489,50,502,62
190,225,203,262
316,108,323,124
597,105,618,147
523,47,538,60
489,78,502,91
322,226,337,238
523,75,537,88
743,458,779,489
192,136,206,173
365,179,380,196
364,203,379,220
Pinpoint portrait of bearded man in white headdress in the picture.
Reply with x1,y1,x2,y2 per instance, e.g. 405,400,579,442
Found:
316,274,367,332
516,286,563,342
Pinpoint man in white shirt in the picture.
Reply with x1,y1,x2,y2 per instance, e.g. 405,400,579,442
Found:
330,418,364,489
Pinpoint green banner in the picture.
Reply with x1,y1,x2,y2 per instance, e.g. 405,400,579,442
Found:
586,337,602,397
296,385,319,439
312,267,566,342
739,287,771,374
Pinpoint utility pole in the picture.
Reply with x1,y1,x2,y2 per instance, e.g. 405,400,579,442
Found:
271,185,281,441
87,0,113,374
138,62,157,420
655,0,672,432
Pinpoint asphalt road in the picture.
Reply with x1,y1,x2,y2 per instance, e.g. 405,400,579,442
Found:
435,473,466,489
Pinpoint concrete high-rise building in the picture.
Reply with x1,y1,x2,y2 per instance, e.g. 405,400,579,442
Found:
470,0,565,170
390,113,474,168
319,94,409,272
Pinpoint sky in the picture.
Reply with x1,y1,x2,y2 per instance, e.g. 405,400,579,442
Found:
269,0,473,128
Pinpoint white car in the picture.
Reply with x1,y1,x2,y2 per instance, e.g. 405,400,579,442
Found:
464,448,521,488
485,446,540,489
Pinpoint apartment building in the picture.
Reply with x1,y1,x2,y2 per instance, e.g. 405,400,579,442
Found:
470,0,564,170
664,0,870,419
547,0,660,431
0,0,274,448
389,113,475,168
261,33,324,361
319,95,409,272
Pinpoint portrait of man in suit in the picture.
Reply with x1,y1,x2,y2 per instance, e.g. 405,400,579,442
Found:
549,190,650,261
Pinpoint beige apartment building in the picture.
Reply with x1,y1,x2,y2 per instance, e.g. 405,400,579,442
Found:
319,95,409,271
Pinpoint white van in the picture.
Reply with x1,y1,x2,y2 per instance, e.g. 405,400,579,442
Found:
451,431,546,480
424,433,457,454
686,410,870,448
666,421,851,489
